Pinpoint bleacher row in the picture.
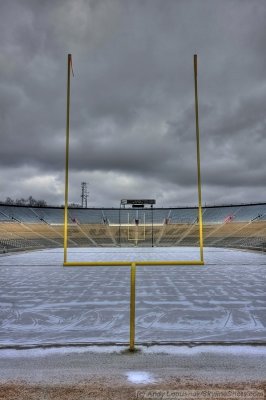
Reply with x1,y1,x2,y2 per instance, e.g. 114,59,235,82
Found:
0,203,266,252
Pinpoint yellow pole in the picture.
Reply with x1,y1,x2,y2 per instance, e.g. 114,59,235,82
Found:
130,262,136,351
194,54,204,263
64,54,72,263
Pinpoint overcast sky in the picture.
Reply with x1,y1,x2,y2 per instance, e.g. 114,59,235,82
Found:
0,0,266,207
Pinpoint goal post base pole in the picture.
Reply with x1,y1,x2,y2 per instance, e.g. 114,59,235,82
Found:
130,262,136,351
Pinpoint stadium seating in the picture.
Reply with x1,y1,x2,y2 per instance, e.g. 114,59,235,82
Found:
0,203,265,252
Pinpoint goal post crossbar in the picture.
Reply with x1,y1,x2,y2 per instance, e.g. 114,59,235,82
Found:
63,54,204,267
64,261,204,266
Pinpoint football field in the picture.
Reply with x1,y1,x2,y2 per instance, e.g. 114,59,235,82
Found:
0,247,266,346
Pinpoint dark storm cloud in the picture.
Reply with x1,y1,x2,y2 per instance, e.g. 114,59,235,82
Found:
0,0,266,206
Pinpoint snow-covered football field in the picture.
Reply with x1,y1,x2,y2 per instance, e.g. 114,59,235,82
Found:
0,247,265,346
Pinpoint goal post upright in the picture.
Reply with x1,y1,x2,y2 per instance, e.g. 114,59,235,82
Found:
194,54,204,263
63,54,204,266
64,54,72,264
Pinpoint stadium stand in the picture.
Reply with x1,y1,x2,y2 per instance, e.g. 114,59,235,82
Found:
0,205,38,223
0,203,266,253
232,204,266,221
202,205,240,223
170,208,198,223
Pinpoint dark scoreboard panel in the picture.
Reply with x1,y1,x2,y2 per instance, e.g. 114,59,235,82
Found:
121,199,156,205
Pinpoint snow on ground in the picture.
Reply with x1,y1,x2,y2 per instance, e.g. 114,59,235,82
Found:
0,247,265,346
125,371,156,384
1,345,266,359
1,345,266,387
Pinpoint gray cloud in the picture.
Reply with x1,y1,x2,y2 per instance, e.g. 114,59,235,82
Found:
0,0,266,206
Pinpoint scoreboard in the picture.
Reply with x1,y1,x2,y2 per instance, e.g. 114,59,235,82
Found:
121,199,156,206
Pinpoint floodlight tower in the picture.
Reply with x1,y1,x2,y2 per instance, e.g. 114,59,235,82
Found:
81,182,88,208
